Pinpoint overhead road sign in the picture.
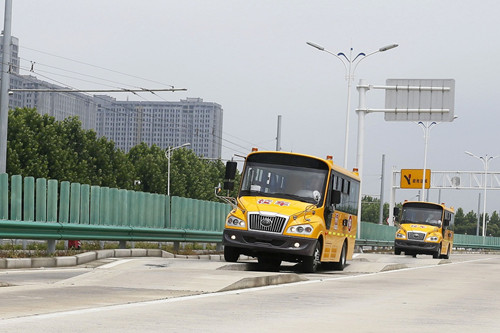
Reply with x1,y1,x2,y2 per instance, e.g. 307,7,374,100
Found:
400,169,431,189
384,79,455,122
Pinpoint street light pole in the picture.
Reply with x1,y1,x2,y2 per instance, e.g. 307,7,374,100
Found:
166,143,191,196
306,41,398,169
465,151,498,237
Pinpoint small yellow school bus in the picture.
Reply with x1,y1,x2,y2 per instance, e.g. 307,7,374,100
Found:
218,150,360,273
393,201,454,259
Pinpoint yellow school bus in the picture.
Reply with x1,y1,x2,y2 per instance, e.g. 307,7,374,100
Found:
218,150,360,273
393,201,455,259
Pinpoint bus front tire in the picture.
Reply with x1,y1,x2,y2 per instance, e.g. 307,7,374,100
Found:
332,241,347,271
394,247,402,255
303,241,321,273
224,246,240,262
433,243,442,259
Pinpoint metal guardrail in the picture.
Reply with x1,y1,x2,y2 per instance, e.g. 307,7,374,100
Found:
0,220,223,243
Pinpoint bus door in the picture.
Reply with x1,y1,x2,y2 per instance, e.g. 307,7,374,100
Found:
442,211,454,247
322,173,342,261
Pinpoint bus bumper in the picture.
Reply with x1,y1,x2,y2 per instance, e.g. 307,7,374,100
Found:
223,229,317,258
395,239,440,254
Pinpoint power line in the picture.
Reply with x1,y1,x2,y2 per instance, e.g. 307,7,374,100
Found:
13,51,268,153
21,45,176,88
11,88,186,93
3,57,254,156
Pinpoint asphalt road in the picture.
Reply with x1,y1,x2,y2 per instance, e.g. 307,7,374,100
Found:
0,253,499,332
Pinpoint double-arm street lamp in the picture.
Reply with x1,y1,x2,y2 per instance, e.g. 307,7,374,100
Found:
166,143,191,196
306,41,398,168
465,151,499,237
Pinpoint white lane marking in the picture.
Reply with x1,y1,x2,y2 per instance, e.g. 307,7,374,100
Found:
96,258,133,269
0,256,496,324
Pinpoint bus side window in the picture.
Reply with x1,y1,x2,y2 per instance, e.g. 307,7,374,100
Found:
443,212,449,227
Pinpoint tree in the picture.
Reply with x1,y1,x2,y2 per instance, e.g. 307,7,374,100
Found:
361,195,391,224
6,107,236,201
454,208,479,235
127,143,168,194
7,108,133,188
487,211,500,236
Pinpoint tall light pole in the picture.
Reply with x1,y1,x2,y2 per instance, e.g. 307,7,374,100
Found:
306,41,398,168
465,151,498,237
417,121,438,201
166,143,190,196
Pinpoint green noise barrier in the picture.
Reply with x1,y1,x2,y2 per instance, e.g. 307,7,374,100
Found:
0,173,230,243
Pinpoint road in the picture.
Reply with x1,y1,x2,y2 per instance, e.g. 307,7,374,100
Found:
0,253,499,332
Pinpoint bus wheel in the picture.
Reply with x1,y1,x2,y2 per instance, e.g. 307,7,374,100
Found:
394,247,402,255
332,241,347,271
441,246,450,259
303,241,321,273
433,243,442,259
224,246,240,262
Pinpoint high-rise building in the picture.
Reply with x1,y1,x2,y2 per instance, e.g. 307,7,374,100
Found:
95,96,223,158
1,35,97,130
18,75,97,130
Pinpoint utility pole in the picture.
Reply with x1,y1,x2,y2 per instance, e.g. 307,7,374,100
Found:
477,192,481,236
0,0,12,173
378,154,385,224
276,115,282,151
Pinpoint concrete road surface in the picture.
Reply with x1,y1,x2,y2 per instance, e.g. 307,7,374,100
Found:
0,253,498,332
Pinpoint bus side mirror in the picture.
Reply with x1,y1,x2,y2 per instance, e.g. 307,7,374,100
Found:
331,190,341,205
225,161,237,180
223,181,235,191
393,207,400,222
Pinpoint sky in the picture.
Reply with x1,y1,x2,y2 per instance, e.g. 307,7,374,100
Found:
2,0,500,217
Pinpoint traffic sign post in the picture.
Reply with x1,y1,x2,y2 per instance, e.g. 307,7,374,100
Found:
355,78,456,228
400,169,431,189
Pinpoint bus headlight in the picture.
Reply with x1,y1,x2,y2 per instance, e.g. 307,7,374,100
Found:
396,232,406,239
226,216,245,228
287,224,314,235
426,235,439,242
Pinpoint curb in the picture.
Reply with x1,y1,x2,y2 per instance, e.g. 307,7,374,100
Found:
0,249,226,269
219,273,307,292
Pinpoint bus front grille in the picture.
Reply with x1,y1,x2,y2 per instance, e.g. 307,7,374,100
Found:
407,231,426,241
248,213,287,233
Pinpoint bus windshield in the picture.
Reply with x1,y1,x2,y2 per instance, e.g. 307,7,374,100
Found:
240,162,328,205
401,205,444,227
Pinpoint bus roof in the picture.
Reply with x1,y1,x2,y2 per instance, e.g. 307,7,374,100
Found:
403,201,455,213
245,150,360,181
